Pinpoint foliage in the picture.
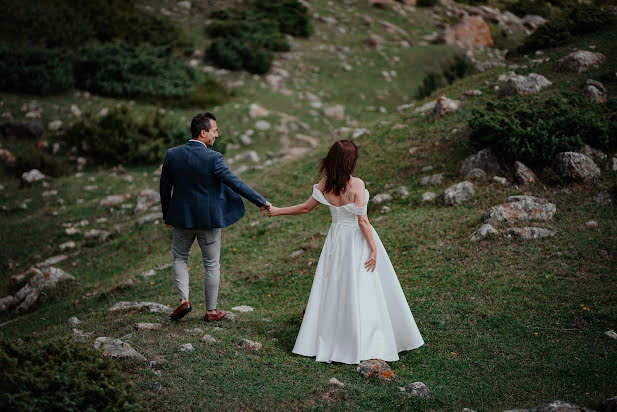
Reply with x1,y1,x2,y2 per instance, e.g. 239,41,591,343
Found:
417,0,438,6
504,0,551,18
416,55,475,99
73,44,202,99
521,4,615,52
468,95,616,167
206,0,311,73
11,144,67,177
0,45,74,95
20,4,95,48
0,338,139,411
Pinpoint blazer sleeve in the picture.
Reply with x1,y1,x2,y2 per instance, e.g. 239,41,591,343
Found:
160,150,173,221
212,152,266,207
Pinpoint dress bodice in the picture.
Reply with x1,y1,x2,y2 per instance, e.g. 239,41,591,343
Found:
311,185,369,225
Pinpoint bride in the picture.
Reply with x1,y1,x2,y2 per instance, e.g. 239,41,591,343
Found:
267,140,424,364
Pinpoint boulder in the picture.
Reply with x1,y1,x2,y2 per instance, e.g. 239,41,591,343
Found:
437,181,474,207
460,149,500,177
557,51,606,73
399,381,431,398
500,73,551,97
21,169,46,185
134,189,160,214
437,16,493,47
356,359,395,381
94,337,146,361
553,152,600,182
109,301,173,314
432,96,460,117
418,174,444,186
505,227,556,239
482,195,556,224
515,161,538,185
469,224,499,242
581,79,607,103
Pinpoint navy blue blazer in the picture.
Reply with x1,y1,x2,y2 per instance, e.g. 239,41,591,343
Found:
160,140,266,229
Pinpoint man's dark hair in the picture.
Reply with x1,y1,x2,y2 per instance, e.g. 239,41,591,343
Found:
191,112,216,138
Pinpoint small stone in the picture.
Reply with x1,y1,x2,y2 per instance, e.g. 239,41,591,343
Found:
504,227,556,239
223,311,235,321
42,190,58,197
421,165,433,172
21,169,46,185
515,161,538,185
553,152,600,182
483,195,556,224
582,79,607,103
397,186,409,198
323,105,345,120
59,241,76,250
437,181,474,207
184,327,204,335
135,322,161,331
499,73,552,97
289,249,304,258
82,229,111,242
178,343,194,352
608,157,617,172
65,227,80,235
202,334,216,343
239,339,262,352
418,174,443,186
67,316,82,327
329,377,345,388
595,190,612,206
141,269,156,278
249,103,269,118
372,193,392,204
231,305,254,312
381,205,391,214
109,301,173,314
134,189,160,215
585,220,598,228
493,176,507,185
422,192,436,202
48,120,63,131
470,224,499,242
467,168,486,180
399,381,431,399
356,359,394,381
70,105,82,117
94,337,146,361
460,149,500,177
557,51,606,73
255,120,271,130
177,1,191,10
432,96,461,117
605,330,617,340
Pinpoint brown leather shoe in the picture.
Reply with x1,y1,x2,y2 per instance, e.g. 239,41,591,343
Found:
170,301,192,321
204,308,226,322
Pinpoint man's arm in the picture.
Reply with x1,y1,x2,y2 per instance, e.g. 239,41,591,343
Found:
212,152,267,207
160,151,173,222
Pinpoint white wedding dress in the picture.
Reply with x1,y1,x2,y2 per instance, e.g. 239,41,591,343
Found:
292,185,425,364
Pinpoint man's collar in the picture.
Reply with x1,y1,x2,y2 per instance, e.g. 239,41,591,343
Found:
188,139,207,148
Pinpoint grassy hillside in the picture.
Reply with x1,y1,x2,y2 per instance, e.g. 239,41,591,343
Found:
1,1,616,411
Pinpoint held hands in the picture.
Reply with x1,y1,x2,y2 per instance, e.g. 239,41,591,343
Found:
260,201,272,217
364,250,377,272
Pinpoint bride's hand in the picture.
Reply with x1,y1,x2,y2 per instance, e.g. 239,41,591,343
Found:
364,250,377,272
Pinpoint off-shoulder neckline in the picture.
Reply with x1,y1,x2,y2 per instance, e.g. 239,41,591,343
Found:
312,184,369,208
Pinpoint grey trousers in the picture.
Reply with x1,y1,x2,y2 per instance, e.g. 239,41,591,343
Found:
172,227,221,310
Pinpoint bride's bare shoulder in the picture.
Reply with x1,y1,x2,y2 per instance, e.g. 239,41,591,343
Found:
315,178,326,191
350,176,365,190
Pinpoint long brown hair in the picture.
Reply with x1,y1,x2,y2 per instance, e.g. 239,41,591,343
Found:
318,140,358,196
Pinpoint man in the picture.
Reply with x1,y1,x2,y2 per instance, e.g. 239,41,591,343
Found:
160,112,270,322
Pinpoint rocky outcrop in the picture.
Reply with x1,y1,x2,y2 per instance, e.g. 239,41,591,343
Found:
557,51,606,73
482,195,556,224
460,149,501,177
500,73,551,97
437,16,493,47
437,181,474,207
553,152,600,182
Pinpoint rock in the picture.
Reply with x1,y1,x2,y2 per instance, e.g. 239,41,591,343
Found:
585,220,598,228
48,120,63,131
609,157,617,172
140,269,156,278
82,229,111,242
595,190,612,206
460,149,500,177
65,227,80,236
184,327,204,335
177,1,191,10
231,305,254,312
255,120,271,130
134,189,160,214
413,100,436,114
37,254,67,267
202,334,216,343
329,377,345,388
70,104,82,117
505,227,556,239
500,73,551,97
421,166,433,172
399,381,431,398
482,195,556,224
289,249,304,258
366,34,382,48
580,145,607,164
397,186,409,198
437,181,474,207
381,205,391,214
605,330,617,339
109,301,173,315
136,212,163,225
59,241,76,251
437,16,493,47
223,311,235,321
178,343,194,352
236,151,260,163
515,161,538,184
521,14,546,30
557,51,606,73
372,193,393,204
94,337,146,361
21,169,46,185
356,359,395,381
422,192,436,202
239,339,262,352
553,152,600,182
71,330,93,343
67,316,82,327
0,266,75,313
0,148,16,166
135,322,161,331
467,168,486,180
432,96,460,117
514,400,594,412
418,174,444,186
294,134,318,147
462,89,482,99
581,79,607,103
249,103,269,118
469,224,499,242
324,105,345,120
100,194,130,207
42,190,58,197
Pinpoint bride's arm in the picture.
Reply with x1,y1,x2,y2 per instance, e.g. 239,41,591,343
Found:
358,214,377,272
268,196,319,216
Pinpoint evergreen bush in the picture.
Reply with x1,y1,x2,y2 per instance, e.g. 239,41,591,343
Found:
504,0,551,18
416,55,475,99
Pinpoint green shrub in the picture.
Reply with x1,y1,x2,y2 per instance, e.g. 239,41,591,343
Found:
417,0,438,6
504,0,551,18
468,95,615,167
73,44,201,99
22,5,95,48
11,145,67,177
0,338,139,411
251,0,313,37
416,55,475,99
0,45,74,95
417,72,446,99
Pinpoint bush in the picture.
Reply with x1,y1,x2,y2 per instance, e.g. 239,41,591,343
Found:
417,0,438,6
21,5,95,48
468,95,615,167
0,45,74,95
0,338,139,411
416,55,475,99
73,44,201,99
11,145,67,177
504,0,551,18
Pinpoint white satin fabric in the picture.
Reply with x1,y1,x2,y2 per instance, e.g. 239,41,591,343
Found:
291,185,425,364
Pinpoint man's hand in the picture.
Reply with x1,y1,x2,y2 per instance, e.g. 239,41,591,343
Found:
260,201,272,217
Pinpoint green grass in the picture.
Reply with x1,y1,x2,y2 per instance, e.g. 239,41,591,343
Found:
1,1,617,411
